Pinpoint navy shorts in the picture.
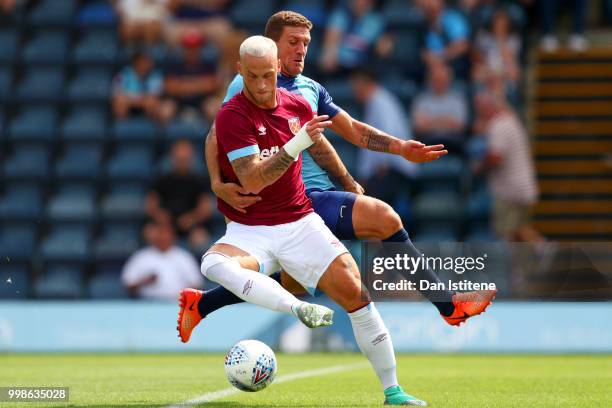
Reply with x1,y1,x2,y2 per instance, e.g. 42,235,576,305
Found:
306,189,358,240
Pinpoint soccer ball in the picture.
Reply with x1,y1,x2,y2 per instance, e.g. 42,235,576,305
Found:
224,340,277,392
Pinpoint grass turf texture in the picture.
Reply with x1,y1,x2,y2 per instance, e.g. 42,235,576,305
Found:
0,353,610,407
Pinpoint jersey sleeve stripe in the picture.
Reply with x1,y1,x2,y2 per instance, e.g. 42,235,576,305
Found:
227,144,260,161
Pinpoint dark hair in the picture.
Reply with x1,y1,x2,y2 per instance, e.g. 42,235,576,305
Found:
350,67,379,83
265,11,313,41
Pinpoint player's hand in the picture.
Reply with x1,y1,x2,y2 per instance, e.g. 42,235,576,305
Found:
306,115,332,143
214,182,262,214
399,140,448,163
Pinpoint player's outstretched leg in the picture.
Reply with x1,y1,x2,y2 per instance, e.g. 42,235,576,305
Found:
352,196,496,326
178,251,333,343
317,253,427,406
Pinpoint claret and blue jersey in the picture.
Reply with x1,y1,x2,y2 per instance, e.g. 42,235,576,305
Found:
223,72,342,192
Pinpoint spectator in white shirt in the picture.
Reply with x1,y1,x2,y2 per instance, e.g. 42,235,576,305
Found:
412,62,468,154
121,222,203,300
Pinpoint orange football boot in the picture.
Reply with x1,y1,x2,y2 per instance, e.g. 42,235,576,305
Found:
177,288,204,343
442,289,497,326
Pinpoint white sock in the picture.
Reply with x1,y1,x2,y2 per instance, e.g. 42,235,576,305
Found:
203,255,301,315
348,302,399,390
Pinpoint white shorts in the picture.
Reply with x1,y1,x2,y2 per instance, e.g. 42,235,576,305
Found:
207,212,348,295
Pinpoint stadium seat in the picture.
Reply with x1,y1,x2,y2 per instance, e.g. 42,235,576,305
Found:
387,30,422,77
61,108,107,142
382,0,425,30
34,265,85,299
413,191,463,222
0,266,29,299
417,155,465,193
382,74,418,107
8,107,58,142
21,31,69,65
283,0,326,25
28,0,76,27
0,185,43,221
112,117,160,142
413,227,460,243
0,29,19,64
106,147,155,181
15,68,65,103
89,272,129,299
40,225,92,262
230,0,275,31
165,117,209,143
0,224,37,261
46,189,97,223
54,145,103,180
93,224,140,261
66,69,112,103
467,187,491,221
0,67,11,102
72,30,118,65
76,1,117,27
100,190,145,221
3,146,50,180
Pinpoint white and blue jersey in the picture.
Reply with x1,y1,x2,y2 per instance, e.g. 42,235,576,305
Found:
222,73,358,239
223,73,342,191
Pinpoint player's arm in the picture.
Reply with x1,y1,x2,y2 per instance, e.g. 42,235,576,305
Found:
205,122,262,213
229,115,331,194
329,110,447,163
306,135,364,194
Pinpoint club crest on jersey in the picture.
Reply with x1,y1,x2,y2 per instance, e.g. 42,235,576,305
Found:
288,117,301,135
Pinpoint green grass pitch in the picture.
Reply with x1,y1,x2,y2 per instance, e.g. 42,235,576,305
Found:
0,353,610,407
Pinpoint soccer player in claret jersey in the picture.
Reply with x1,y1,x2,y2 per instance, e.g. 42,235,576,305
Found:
179,10,495,333
184,35,427,406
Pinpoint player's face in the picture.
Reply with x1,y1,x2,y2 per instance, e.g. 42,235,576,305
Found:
239,52,280,108
277,26,311,77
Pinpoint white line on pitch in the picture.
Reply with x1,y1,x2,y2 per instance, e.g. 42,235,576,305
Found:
167,361,368,408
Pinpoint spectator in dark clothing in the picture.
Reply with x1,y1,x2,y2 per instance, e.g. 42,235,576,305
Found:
539,0,588,52
145,140,214,251
164,31,219,120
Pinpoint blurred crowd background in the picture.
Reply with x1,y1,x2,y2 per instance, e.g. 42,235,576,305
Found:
0,0,611,301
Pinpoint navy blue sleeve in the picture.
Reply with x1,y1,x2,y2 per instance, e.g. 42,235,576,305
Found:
316,83,342,118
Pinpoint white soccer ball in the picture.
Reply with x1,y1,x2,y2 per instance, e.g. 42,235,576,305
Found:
224,339,277,392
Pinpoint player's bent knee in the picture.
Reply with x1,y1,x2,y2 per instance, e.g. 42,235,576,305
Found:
200,252,233,278
379,204,403,238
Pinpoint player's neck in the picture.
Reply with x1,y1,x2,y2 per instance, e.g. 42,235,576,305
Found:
243,87,278,110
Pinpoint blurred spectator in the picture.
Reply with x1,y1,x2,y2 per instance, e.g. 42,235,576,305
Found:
416,0,470,77
121,221,203,300
474,91,543,243
164,31,219,120
112,51,175,123
540,0,588,52
472,8,521,102
319,0,385,75
115,0,168,46
145,140,214,251
412,62,468,154
0,0,22,14
165,0,232,48
350,68,416,203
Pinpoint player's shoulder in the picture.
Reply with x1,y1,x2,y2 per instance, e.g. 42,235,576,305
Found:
279,87,312,113
217,93,251,125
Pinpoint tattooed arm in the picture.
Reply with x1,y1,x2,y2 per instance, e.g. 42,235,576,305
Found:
307,135,363,194
229,115,332,194
329,110,447,163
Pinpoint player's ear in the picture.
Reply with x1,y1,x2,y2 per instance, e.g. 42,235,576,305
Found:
237,61,242,75
276,59,281,73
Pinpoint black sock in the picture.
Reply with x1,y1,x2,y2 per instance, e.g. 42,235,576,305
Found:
383,229,455,316
198,272,282,317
